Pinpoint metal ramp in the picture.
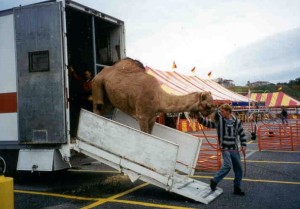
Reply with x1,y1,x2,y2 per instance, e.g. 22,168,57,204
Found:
73,109,222,204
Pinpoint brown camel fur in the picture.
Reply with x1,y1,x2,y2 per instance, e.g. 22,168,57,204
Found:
92,58,215,134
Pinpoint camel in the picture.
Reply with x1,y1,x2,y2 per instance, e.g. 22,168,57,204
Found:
92,58,215,134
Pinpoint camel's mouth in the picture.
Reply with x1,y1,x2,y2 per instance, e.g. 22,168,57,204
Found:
201,106,216,117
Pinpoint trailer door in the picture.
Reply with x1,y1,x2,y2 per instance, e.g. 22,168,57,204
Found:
15,2,66,144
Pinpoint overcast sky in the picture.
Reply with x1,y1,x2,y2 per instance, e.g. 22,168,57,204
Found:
1,0,300,85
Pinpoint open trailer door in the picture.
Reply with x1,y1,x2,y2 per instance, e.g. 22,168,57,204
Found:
14,2,66,144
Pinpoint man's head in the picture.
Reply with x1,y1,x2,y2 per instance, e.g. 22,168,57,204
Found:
219,103,232,119
85,70,93,80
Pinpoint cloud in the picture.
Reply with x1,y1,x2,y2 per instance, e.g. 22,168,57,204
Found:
2,0,300,84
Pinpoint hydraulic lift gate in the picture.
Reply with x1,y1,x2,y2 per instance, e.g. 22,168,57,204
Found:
74,109,222,204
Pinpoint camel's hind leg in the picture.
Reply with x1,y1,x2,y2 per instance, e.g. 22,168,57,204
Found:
92,76,105,114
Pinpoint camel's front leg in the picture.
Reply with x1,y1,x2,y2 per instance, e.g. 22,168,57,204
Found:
137,116,156,134
148,117,157,134
138,119,150,134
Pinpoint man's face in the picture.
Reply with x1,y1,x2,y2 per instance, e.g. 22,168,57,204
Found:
220,108,231,119
85,71,92,79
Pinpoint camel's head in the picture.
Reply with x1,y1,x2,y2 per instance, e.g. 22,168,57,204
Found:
197,91,216,117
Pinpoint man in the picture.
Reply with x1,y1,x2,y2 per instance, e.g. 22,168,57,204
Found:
281,107,288,124
69,66,93,111
198,103,247,196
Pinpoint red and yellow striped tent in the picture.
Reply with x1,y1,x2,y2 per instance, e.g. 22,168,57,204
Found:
146,67,249,103
145,67,251,132
250,92,300,107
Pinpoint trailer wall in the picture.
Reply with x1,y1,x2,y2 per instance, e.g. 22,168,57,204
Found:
0,11,18,142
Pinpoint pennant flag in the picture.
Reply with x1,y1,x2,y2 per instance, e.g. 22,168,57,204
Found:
191,67,196,73
278,86,282,91
208,71,212,78
172,61,177,69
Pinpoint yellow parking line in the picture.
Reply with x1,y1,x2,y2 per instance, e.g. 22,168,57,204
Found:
15,187,196,209
66,169,197,208
247,141,255,144
14,188,193,209
14,190,99,201
80,182,149,209
261,150,300,153
111,199,196,209
194,175,300,185
68,169,119,173
245,160,300,164
242,178,300,185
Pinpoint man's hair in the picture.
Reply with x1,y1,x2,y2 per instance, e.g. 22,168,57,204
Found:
220,103,232,113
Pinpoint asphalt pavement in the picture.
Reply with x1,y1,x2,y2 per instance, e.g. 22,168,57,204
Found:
12,139,300,209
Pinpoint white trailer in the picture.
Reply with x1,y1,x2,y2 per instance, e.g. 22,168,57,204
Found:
0,0,125,174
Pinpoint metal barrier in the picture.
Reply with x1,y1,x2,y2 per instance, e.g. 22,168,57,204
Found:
257,120,300,151
193,134,221,171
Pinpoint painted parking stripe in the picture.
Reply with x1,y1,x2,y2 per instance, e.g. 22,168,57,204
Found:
14,190,98,201
245,160,300,164
111,199,196,209
194,175,300,185
15,188,196,209
81,183,149,209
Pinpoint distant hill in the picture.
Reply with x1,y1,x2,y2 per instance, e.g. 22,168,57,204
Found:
224,27,300,85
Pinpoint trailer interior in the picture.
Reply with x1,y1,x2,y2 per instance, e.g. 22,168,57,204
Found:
65,4,124,136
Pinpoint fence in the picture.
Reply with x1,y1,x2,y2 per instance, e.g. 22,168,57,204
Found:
257,120,300,151
193,134,221,171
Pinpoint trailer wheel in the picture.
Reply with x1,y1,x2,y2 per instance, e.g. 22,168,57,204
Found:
0,150,19,177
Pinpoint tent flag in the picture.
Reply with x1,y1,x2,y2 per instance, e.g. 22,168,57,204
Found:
278,86,282,91
191,67,196,73
208,71,212,78
172,61,177,69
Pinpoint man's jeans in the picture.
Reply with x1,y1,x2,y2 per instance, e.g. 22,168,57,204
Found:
213,150,243,187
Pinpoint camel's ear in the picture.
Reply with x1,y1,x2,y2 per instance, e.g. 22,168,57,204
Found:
200,92,208,101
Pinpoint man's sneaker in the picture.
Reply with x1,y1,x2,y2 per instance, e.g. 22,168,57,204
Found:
210,179,217,191
234,186,245,196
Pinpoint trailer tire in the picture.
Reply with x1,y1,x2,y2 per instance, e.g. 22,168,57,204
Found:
0,150,19,177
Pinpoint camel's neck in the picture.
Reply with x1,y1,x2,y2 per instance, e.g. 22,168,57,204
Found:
158,91,199,113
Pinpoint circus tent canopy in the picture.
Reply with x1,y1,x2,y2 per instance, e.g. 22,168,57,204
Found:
145,67,250,103
250,92,300,107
